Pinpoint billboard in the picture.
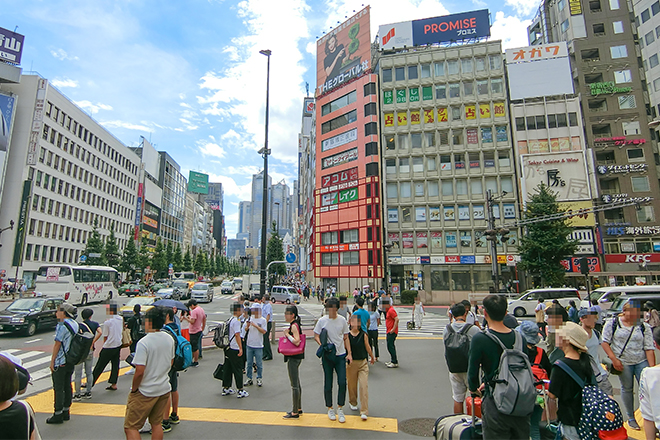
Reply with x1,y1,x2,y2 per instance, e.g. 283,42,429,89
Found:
188,171,209,194
316,6,371,96
142,200,161,235
379,10,490,50
521,152,591,202
506,43,573,100
0,28,25,64
303,98,314,116
0,92,16,206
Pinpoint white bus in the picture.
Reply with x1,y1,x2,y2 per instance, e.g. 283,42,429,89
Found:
173,271,196,281
35,265,119,306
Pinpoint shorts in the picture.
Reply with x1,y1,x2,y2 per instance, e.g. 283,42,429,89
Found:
190,332,202,352
169,369,178,392
124,391,170,430
449,372,469,403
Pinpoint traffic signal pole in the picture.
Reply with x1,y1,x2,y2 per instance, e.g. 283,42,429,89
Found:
486,190,499,292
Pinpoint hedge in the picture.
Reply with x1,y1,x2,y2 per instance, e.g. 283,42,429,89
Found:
401,290,418,305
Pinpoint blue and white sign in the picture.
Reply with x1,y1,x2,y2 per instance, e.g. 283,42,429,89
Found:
169,263,174,269
79,255,87,263
286,253,296,264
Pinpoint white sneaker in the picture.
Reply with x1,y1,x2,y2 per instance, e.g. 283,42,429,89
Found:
328,408,336,421
337,407,346,423
257,378,263,387
222,388,236,396
361,414,368,421
349,404,359,411
387,362,399,368
237,389,249,398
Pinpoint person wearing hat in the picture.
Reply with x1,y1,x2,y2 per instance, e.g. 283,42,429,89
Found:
549,322,594,440
243,303,267,387
517,320,552,440
0,355,40,439
580,307,614,398
47,302,79,424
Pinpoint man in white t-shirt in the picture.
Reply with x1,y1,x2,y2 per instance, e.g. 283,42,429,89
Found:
314,297,351,423
222,303,248,398
243,304,267,387
640,327,660,437
92,303,123,391
124,307,175,440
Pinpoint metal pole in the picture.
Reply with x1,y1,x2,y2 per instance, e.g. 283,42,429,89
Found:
487,190,499,292
259,50,271,299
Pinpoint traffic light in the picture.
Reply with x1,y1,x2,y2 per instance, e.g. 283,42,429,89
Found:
485,229,498,241
498,228,510,243
580,257,590,275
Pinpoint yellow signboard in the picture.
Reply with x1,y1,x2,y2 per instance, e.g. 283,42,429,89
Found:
494,102,506,118
384,113,394,127
397,112,408,126
559,201,595,227
465,105,476,120
569,0,582,15
438,108,448,122
410,110,421,125
479,103,491,119
424,109,435,123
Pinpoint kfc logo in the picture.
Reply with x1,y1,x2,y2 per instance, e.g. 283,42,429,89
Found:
625,254,652,263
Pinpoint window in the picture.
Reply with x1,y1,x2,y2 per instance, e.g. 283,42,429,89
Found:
477,80,489,95
559,0,566,9
365,141,378,156
618,95,637,109
631,176,650,192
501,177,514,193
568,112,578,126
427,156,437,171
547,114,557,128
471,179,483,195
398,134,409,150
399,157,410,173
642,8,651,22
321,109,357,134
442,181,453,196
535,115,546,129
387,183,398,198
516,117,525,131
527,116,537,130
449,83,461,98
610,45,627,59
411,133,422,148
614,69,632,83
322,253,339,266
561,19,570,32
581,49,600,61
461,59,473,73
382,69,392,82
451,107,461,121
646,31,655,45
386,159,396,174
475,57,486,71
401,182,411,198
428,181,439,196
654,1,660,14
408,65,418,80
651,54,659,69
413,157,424,172
593,23,605,35
456,180,468,195
499,151,511,167
447,60,459,74
557,113,567,127
341,251,359,265
489,55,502,70
654,78,660,92
364,82,376,96
321,90,356,116
421,64,431,78
365,122,378,135
340,229,359,243
385,135,395,150
436,85,446,99
439,131,449,145
395,67,405,81
491,78,503,94
623,121,640,135
627,148,644,160
637,206,655,222
613,21,624,33
402,207,411,222
365,162,379,177
434,61,445,76
610,0,619,8
657,25,660,38
415,182,425,196
424,132,435,148
590,0,602,11
463,81,474,96
441,155,451,169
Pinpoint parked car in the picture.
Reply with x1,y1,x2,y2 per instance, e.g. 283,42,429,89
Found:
190,283,214,303
120,296,156,319
221,280,234,295
580,285,660,311
156,288,179,300
508,288,583,317
0,297,65,336
172,280,193,300
605,294,660,319
270,286,300,304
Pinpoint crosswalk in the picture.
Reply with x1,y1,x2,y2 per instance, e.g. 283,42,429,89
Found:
1,348,54,382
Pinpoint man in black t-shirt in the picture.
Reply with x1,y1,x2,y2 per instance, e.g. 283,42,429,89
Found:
468,295,530,440
74,308,102,400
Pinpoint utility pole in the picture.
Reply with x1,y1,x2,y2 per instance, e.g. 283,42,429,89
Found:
258,49,271,299
485,190,510,293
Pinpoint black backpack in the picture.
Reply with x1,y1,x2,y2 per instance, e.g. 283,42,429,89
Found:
213,317,236,349
444,323,473,373
64,321,94,367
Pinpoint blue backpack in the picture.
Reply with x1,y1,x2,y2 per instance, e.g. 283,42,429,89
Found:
163,325,193,371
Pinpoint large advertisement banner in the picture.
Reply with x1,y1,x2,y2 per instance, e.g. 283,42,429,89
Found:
316,6,371,96
0,92,16,206
522,152,591,202
0,28,25,64
142,200,161,235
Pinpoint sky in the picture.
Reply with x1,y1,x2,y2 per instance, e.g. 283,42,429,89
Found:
3,0,539,240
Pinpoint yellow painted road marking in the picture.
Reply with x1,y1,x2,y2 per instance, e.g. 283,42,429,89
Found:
26,366,398,433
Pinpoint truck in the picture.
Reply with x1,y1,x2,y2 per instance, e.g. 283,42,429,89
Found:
232,277,243,291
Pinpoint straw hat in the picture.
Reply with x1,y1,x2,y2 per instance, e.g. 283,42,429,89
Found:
556,321,589,352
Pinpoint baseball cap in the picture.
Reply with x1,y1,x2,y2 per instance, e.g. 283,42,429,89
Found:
578,307,598,319
59,302,77,318
251,303,262,311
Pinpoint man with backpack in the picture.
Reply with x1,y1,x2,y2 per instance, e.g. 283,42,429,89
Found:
468,295,536,439
222,302,248,398
161,308,189,433
127,304,146,354
74,308,102,401
47,302,79,424
183,300,205,367
443,302,481,414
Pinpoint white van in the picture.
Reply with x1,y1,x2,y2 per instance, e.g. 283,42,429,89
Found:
580,285,660,311
508,288,582,317
248,282,261,299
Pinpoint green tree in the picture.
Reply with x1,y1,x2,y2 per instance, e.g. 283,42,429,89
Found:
209,253,216,278
165,241,174,269
151,238,167,279
84,218,107,266
104,225,121,269
138,236,152,276
266,221,286,286
173,244,183,272
215,254,223,276
194,251,207,276
182,247,193,271
518,184,578,287
120,238,138,280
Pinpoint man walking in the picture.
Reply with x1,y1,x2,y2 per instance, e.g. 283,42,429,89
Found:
74,308,102,401
127,304,145,354
262,295,273,361
92,302,123,391
47,302,78,424
243,303,267,387
183,300,205,367
353,297,370,332
382,298,399,368
314,297,351,423
124,307,175,440
161,308,182,433
535,298,547,340
223,303,248,398
338,296,351,321
580,307,615,397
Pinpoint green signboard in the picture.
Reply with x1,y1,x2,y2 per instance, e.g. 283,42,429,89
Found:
409,88,420,102
12,180,32,267
383,90,393,105
396,89,406,103
338,187,358,204
422,86,433,100
188,171,209,194
590,81,632,96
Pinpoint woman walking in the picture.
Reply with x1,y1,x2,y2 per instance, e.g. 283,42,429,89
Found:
347,314,375,420
283,305,304,419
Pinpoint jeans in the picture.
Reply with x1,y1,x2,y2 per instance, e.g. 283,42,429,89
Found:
222,348,243,389
287,358,302,413
619,360,649,419
386,333,398,364
74,352,94,394
246,346,263,380
530,404,543,440
367,330,379,358
322,353,346,408
263,322,273,359
52,364,74,414
92,346,121,386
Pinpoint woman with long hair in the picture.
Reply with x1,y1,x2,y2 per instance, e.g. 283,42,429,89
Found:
283,305,304,419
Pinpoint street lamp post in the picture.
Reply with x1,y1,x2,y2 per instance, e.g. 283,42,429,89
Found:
382,243,392,292
259,49,272,299
485,190,510,293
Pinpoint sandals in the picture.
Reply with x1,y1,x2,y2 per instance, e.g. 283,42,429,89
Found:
106,386,117,391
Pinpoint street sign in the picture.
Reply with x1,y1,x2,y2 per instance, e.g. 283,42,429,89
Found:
79,255,87,262
168,268,174,275
169,263,173,269
88,253,101,258
506,255,516,267
286,253,296,264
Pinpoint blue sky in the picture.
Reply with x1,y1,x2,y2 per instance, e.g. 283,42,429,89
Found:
3,0,538,239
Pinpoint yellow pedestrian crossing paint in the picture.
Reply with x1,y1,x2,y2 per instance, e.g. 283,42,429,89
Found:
26,367,398,433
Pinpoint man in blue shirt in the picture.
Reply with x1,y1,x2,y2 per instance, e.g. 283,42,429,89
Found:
262,295,273,361
47,302,79,424
353,297,370,332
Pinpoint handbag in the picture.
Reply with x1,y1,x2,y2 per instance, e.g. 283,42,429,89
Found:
213,363,224,380
278,334,306,356
121,328,132,348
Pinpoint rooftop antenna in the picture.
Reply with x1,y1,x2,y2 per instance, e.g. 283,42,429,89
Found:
13,26,18,33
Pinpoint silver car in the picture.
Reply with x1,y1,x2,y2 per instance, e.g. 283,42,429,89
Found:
270,286,300,304
190,283,214,303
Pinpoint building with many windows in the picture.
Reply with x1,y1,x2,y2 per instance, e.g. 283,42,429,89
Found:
158,151,186,246
0,75,140,285
298,97,315,280
379,41,520,300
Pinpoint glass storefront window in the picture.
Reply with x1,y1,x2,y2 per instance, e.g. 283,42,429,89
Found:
451,269,472,291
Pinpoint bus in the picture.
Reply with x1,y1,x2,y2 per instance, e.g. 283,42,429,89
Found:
34,265,119,306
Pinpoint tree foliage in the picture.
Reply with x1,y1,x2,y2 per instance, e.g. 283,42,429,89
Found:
104,226,120,269
266,221,286,286
120,238,138,279
151,238,167,279
518,184,578,287
173,244,183,272
84,218,107,266
182,247,193,271
138,236,152,274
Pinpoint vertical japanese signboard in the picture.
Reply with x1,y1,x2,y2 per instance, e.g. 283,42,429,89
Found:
12,180,32,267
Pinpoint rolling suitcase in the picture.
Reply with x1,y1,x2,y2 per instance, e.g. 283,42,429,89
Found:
433,412,482,440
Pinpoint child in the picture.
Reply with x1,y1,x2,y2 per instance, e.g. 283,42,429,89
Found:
640,326,660,439
347,314,375,420
413,296,425,329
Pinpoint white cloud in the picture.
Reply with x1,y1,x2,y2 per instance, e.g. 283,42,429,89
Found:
101,120,154,132
198,140,226,158
491,11,533,50
207,173,253,200
75,100,113,113
504,0,541,17
50,48,79,61
51,78,79,88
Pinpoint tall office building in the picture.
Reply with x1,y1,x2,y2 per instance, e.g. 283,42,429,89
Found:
249,170,271,249
158,151,186,246
205,182,224,253
298,97,315,279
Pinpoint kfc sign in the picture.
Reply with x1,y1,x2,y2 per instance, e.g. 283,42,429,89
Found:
605,254,660,264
